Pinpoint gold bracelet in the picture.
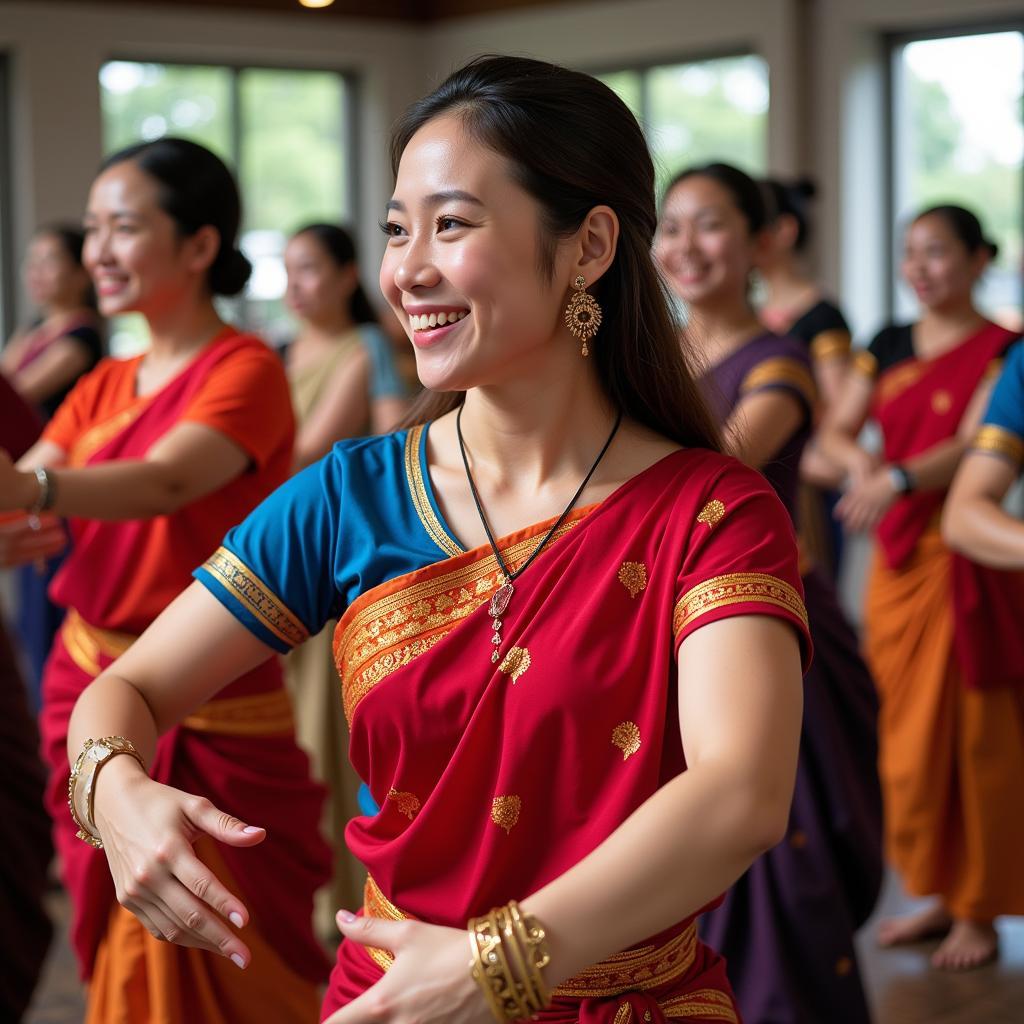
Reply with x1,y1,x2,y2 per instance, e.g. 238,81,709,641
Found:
68,736,147,849
467,902,552,1021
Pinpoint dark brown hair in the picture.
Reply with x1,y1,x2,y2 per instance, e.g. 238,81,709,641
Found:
665,162,769,235
390,55,720,452
36,222,97,310
292,222,378,325
913,204,999,261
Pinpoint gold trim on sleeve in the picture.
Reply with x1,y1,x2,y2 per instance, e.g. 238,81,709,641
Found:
740,357,817,407
662,988,739,1021
673,572,808,639
404,424,463,558
201,546,309,647
972,424,1024,466
810,329,852,363
850,349,878,379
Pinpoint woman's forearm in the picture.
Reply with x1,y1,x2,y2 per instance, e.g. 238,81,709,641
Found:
522,759,788,986
67,672,161,770
815,427,868,477
902,438,966,492
943,497,1024,568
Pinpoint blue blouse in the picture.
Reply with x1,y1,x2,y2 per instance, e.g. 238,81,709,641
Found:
194,424,463,654
975,341,1024,470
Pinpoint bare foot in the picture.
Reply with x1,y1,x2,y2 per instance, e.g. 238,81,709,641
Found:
931,920,998,971
877,904,952,947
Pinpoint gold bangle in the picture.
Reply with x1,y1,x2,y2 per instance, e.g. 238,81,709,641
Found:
68,736,147,849
508,901,552,1008
469,915,509,1023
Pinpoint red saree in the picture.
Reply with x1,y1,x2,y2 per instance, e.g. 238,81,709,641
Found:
36,331,331,1020
871,320,1024,690
324,447,811,1022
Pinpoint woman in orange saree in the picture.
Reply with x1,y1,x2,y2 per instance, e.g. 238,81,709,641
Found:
57,57,807,1024
0,138,329,1021
819,204,1024,970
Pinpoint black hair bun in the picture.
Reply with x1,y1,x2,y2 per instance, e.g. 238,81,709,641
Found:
210,248,252,297
792,176,817,200
987,240,1000,260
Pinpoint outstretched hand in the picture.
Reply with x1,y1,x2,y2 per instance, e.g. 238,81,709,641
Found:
0,512,66,567
92,757,267,969
324,914,492,1024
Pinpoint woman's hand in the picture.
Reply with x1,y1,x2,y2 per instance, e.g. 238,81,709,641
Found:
0,448,38,512
92,756,267,969
0,513,66,567
325,914,492,1024
835,466,898,533
840,445,880,489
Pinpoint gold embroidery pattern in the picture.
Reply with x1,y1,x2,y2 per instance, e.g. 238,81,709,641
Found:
613,1005,633,1024
740,358,817,407
181,689,295,736
499,646,532,683
877,361,924,405
662,988,739,1021
673,573,809,639
810,329,851,363
69,405,145,467
363,875,403,970
202,547,308,647
611,722,641,761
618,561,648,598
491,795,521,834
387,789,421,820
850,349,878,379
335,522,581,723
972,424,1024,466
404,424,463,558
554,924,698,998
931,389,953,414
696,499,726,530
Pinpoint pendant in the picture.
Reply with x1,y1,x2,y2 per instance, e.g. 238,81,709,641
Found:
489,579,514,664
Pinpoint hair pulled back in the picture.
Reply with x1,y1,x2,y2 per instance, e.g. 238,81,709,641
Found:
100,137,251,296
914,204,999,261
665,162,768,235
391,54,720,452
762,177,816,251
36,222,97,309
292,222,377,325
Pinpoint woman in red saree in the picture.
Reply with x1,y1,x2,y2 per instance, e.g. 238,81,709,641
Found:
819,204,1024,970
57,57,806,1024
0,138,329,1021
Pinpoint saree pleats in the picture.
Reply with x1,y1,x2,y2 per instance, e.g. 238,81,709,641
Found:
39,616,331,1021
700,568,882,1024
864,528,1024,920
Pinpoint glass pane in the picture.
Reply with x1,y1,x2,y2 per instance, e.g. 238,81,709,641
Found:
99,61,234,355
597,70,643,121
646,55,769,198
893,32,1024,327
99,61,233,160
238,68,349,341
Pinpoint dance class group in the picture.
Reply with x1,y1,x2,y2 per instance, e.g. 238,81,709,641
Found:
2,53,1023,1024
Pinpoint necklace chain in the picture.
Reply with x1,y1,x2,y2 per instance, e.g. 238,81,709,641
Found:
455,405,622,664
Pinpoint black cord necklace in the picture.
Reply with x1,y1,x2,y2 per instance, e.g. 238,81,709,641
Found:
455,404,623,665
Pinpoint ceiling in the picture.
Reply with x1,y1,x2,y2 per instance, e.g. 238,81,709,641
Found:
48,0,590,23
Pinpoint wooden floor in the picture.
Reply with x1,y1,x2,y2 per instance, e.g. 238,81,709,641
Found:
25,872,1024,1023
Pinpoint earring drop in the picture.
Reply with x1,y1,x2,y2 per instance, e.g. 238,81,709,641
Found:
564,275,602,357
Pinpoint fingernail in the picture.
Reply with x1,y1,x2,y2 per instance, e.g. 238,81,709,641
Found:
337,910,356,924
230,953,246,970
242,826,262,834
229,912,244,928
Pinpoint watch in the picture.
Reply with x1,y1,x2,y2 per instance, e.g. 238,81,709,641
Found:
68,736,147,848
888,464,915,495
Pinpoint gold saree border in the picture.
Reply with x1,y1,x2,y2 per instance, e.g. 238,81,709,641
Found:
740,358,817,407
335,520,581,724
876,360,925,406
972,424,1024,467
62,609,135,677
662,988,739,1021
361,875,700,998
404,424,463,558
810,329,851,363
69,404,147,467
672,572,808,639
201,546,309,648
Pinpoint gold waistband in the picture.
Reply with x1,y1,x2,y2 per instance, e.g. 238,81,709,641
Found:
61,609,295,737
362,875,700,1000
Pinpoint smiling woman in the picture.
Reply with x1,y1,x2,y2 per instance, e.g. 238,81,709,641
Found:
50,56,808,1024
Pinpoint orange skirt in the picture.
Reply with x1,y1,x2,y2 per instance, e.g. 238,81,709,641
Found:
863,528,1024,920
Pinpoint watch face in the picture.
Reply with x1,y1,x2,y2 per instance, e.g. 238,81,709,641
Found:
90,743,111,761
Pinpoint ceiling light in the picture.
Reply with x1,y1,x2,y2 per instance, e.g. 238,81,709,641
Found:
299,0,336,8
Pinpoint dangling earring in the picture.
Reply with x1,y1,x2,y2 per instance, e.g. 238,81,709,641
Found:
564,275,602,357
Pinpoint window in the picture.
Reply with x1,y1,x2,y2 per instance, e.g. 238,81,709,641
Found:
99,60,352,352
890,29,1023,328
597,55,769,197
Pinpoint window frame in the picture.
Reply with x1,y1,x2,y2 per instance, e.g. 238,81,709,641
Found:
0,53,14,343
884,19,1024,320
